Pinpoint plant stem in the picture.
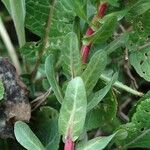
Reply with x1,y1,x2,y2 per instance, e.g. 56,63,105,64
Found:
81,2,108,63
64,139,74,150
31,0,56,80
100,74,144,97
0,16,21,74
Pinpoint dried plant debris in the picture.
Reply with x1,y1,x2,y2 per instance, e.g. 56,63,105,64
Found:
0,58,31,138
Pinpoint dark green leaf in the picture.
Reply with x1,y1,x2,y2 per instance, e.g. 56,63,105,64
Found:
85,91,118,131
87,73,117,112
120,98,150,149
26,0,73,50
130,48,150,81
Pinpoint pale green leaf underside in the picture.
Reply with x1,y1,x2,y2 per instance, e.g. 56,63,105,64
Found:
58,77,87,141
45,55,63,103
0,80,4,100
14,121,45,150
61,32,82,78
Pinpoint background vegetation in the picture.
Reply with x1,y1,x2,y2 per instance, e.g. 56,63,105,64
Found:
0,0,150,150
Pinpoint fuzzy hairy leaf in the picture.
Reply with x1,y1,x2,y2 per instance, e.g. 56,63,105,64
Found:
58,77,87,141
82,51,107,96
61,32,82,78
14,121,45,150
45,55,63,103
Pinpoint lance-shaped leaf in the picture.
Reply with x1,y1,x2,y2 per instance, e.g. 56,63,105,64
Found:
83,15,117,45
82,51,107,96
129,0,150,16
76,132,117,150
45,55,63,103
14,121,45,150
58,77,87,141
0,80,4,101
2,0,26,47
61,32,82,78
87,73,117,112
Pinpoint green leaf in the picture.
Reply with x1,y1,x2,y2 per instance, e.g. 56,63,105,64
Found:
61,0,87,21
101,10,128,23
87,73,117,112
82,51,107,96
20,42,42,61
106,33,129,55
26,0,73,50
2,0,26,47
14,121,45,150
85,91,118,131
58,77,87,141
45,55,63,103
0,80,4,101
108,0,119,7
129,0,150,16
130,47,150,81
120,98,150,149
83,15,117,45
34,107,60,150
76,132,117,150
61,32,82,78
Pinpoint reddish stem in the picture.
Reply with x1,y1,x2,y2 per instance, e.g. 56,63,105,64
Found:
81,27,94,63
64,139,74,150
98,3,108,18
81,2,108,64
